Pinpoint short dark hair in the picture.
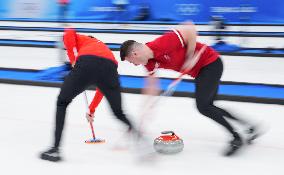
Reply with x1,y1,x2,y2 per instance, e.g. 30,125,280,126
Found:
120,40,136,61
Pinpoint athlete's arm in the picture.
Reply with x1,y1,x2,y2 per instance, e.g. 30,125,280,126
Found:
63,28,78,66
142,73,160,96
176,22,197,70
89,88,104,115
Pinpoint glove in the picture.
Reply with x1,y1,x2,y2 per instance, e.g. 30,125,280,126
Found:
86,113,94,122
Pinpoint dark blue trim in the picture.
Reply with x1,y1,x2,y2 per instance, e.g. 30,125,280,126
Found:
0,26,283,37
0,68,283,105
0,39,283,57
0,39,55,46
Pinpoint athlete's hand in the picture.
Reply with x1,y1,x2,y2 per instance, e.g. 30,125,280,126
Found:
180,51,198,72
142,75,160,96
86,113,94,122
180,45,207,73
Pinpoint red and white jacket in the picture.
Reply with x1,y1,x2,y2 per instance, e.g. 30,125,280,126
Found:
145,29,219,78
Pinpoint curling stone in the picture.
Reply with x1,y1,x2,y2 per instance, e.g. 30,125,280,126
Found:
153,131,184,154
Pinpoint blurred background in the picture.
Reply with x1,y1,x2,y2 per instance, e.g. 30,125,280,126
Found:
0,0,283,174
0,0,283,103
0,0,283,23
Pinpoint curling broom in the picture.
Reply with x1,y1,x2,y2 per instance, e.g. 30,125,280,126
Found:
83,91,105,144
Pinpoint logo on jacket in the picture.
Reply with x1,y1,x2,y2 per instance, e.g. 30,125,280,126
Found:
163,54,171,61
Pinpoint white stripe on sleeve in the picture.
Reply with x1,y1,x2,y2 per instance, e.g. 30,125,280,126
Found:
172,29,185,48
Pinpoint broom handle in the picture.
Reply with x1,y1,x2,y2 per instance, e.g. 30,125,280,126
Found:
84,91,96,139
89,121,96,139
138,45,207,132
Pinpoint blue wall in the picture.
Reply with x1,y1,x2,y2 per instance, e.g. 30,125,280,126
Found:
0,0,283,24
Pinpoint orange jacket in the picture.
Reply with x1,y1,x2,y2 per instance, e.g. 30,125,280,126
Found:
63,28,117,65
63,28,117,114
58,0,69,4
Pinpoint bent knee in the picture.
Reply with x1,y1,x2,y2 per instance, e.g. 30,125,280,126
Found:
196,102,211,116
113,109,123,117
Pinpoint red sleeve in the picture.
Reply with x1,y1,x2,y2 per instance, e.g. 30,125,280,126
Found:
63,28,77,64
147,30,185,53
89,88,104,114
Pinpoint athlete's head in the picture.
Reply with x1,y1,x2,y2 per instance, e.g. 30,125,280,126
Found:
120,40,150,66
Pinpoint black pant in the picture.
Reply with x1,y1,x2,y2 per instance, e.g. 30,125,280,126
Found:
195,58,245,138
54,55,132,148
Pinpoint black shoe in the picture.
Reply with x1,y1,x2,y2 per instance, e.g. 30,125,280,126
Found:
129,128,143,140
40,147,61,162
224,136,243,156
246,125,262,144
